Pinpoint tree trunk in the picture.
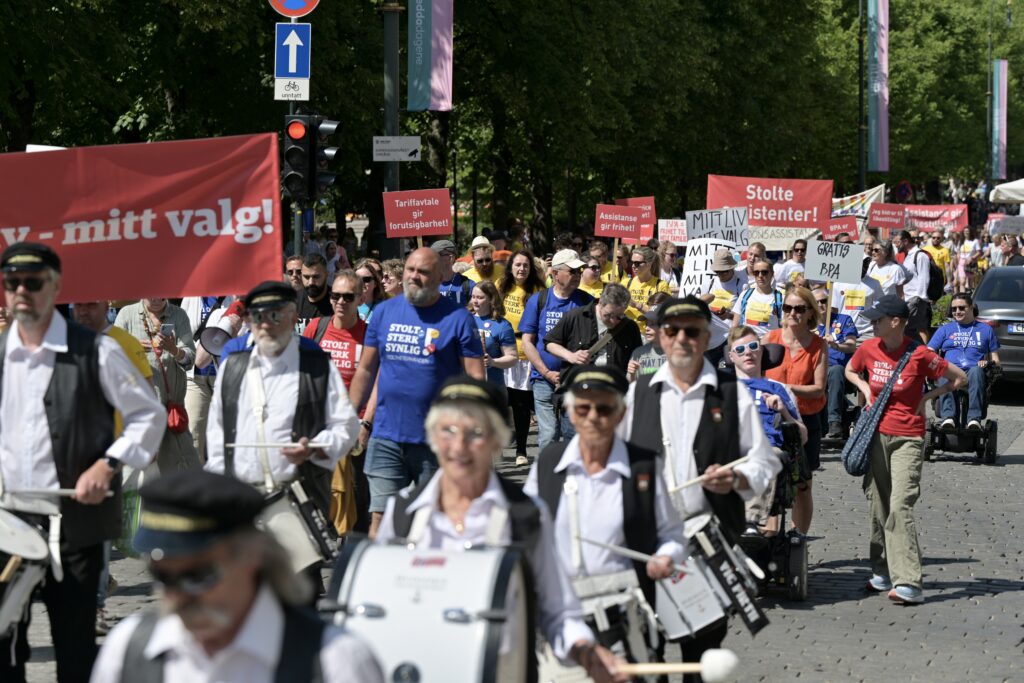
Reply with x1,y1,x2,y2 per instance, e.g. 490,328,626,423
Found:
426,111,450,188
530,173,553,253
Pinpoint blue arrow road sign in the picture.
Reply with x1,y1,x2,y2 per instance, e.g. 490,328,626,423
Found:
275,23,311,80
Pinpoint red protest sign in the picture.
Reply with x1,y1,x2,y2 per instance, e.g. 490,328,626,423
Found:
615,196,656,245
383,188,452,238
867,203,906,229
595,204,643,241
0,134,282,303
707,175,832,229
823,215,858,241
904,204,968,233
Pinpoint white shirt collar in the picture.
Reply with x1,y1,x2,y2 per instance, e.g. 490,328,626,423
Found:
6,313,68,355
405,469,507,514
248,333,299,372
649,357,717,394
553,435,632,479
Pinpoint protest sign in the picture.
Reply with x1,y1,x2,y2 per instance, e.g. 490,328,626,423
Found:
822,215,859,241
987,214,1024,236
594,203,643,241
678,237,737,296
706,174,833,250
805,239,862,284
867,202,905,230
0,134,281,303
832,184,886,218
384,188,452,239
615,196,656,245
904,204,968,233
657,218,688,243
684,207,749,248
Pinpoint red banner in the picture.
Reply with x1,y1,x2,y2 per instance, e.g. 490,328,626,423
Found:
0,134,282,303
383,188,452,238
822,215,858,241
594,204,642,241
867,202,906,230
615,196,656,245
904,204,968,233
706,175,832,229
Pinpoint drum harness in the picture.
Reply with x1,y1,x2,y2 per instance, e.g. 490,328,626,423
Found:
246,363,282,493
0,468,64,583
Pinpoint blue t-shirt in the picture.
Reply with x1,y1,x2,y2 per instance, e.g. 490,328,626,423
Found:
365,295,483,444
928,320,999,369
742,377,800,448
816,313,859,367
217,332,322,366
439,274,475,307
518,288,593,384
195,296,222,377
475,315,516,387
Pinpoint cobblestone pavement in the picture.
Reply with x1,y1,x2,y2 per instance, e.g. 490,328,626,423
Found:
25,388,1024,682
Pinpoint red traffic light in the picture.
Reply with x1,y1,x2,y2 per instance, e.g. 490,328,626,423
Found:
286,120,308,140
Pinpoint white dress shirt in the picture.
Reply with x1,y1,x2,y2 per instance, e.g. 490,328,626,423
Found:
90,584,385,683
375,470,595,663
205,335,358,485
523,436,685,578
902,245,931,301
618,359,780,519
0,314,165,500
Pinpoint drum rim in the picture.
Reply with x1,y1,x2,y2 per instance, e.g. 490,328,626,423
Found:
0,508,48,560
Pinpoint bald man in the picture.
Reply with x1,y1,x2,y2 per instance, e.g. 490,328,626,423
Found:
349,248,485,536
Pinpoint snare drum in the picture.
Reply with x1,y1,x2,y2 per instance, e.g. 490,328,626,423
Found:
257,481,337,573
325,537,529,683
0,509,48,637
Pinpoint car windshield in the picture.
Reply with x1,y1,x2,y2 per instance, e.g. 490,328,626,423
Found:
976,270,1024,303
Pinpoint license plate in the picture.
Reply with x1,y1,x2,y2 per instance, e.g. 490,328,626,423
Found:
1009,323,1024,334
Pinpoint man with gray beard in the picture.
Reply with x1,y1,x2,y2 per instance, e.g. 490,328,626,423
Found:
349,247,485,536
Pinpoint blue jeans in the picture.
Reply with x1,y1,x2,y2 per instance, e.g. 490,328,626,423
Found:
826,364,850,425
365,437,438,513
532,379,575,452
938,365,987,421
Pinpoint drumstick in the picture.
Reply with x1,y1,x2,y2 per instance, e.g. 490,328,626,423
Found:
10,489,114,498
669,456,751,494
616,648,739,683
225,442,330,449
575,536,689,575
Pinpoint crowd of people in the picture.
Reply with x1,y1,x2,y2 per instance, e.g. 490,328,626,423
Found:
0,212,1016,682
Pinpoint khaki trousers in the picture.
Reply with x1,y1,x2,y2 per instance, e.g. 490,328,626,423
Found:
185,374,216,461
864,433,924,588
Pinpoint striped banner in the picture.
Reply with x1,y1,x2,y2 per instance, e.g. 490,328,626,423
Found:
407,0,454,112
867,0,889,172
992,59,1008,180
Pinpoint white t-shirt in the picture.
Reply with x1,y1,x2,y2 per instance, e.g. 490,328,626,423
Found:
700,270,750,313
831,278,883,337
866,261,908,297
774,260,806,285
737,289,781,338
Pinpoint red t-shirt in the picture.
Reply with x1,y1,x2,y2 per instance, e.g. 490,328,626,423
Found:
302,317,367,388
848,337,948,437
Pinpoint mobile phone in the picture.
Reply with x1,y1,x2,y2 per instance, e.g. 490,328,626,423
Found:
160,323,174,337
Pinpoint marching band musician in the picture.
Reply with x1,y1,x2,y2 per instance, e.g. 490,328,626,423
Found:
375,376,631,683
0,243,167,682
205,281,359,581
618,296,780,677
524,364,685,661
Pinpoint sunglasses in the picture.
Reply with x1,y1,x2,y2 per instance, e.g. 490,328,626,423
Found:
660,323,704,339
585,265,601,271
475,258,493,265
250,309,285,325
359,276,375,284
792,248,806,253
560,267,583,276
950,305,969,311
731,340,760,355
630,261,647,268
150,562,223,596
330,292,357,303
815,298,829,305
752,269,772,277
3,276,47,293
871,248,884,253
285,269,302,276
573,402,619,418
782,304,807,314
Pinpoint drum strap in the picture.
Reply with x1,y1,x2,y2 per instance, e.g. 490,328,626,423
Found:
406,504,510,547
246,363,277,493
562,476,585,576
47,515,62,582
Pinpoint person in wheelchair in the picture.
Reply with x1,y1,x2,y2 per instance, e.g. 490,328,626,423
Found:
812,285,859,439
726,326,807,540
926,293,1001,433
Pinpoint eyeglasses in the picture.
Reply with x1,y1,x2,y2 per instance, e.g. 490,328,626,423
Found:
250,309,285,325
573,402,619,418
731,340,760,355
950,305,968,311
752,269,771,277
630,261,647,268
559,267,583,276
475,258,493,265
359,276,375,284
660,323,704,339
2,276,47,293
150,562,224,596
815,298,829,306
436,424,489,444
585,265,601,271
792,248,806,253
871,248,884,253
782,304,807,315
330,292,357,303
285,269,302,276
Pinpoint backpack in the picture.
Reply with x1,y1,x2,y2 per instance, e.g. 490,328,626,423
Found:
739,288,783,323
918,250,945,302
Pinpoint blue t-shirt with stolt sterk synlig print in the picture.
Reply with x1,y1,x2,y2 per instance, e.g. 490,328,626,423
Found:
475,314,516,387
927,319,999,369
518,287,594,385
816,312,859,367
365,294,483,444
741,377,801,448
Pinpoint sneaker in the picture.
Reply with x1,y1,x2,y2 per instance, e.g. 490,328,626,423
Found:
966,419,983,433
96,609,111,636
939,418,956,433
514,455,529,467
826,422,843,439
107,575,119,597
887,585,924,604
866,574,892,592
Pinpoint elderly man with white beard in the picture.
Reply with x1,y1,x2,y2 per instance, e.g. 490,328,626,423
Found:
205,281,359,587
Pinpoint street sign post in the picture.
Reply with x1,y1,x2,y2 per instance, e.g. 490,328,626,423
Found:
268,0,319,19
274,23,311,101
373,136,422,162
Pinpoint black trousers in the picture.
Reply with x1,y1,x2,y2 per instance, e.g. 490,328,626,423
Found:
507,388,533,455
0,542,103,683
655,621,728,683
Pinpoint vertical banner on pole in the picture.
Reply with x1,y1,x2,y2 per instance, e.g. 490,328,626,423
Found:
867,0,890,172
992,59,1009,180
407,0,454,112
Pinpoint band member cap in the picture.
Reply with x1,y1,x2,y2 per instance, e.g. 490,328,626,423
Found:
1,242,61,273
244,280,297,311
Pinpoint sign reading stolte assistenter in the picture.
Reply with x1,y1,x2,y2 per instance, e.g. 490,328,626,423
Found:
383,188,452,238
594,204,643,241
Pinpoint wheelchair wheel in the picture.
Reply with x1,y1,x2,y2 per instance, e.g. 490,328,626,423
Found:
984,421,998,465
786,535,808,601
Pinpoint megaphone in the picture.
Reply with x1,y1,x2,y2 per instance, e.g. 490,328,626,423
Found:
199,317,236,357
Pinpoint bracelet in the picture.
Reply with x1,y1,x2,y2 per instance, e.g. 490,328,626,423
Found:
360,419,373,430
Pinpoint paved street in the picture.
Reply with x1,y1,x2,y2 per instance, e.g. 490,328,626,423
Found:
25,387,1024,682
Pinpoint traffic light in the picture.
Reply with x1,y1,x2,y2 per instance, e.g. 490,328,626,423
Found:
282,115,312,202
309,116,340,201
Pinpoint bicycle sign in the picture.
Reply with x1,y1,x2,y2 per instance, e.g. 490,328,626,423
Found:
273,23,311,101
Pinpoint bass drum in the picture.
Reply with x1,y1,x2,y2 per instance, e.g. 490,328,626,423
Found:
327,537,529,683
0,508,48,637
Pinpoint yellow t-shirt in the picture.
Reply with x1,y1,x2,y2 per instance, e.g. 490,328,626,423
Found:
923,245,951,280
465,263,505,284
600,262,619,283
620,275,672,333
578,279,606,300
501,283,532,358
105,325,155,435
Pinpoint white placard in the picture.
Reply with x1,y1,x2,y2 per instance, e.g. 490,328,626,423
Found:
658,218,688,244
685,207,749,248
988,214,1024,236
679,237,737,296
274,78,310,101
804,239,862,284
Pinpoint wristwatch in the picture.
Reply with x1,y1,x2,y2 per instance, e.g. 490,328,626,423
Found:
360,419,373,431
104,456,122,472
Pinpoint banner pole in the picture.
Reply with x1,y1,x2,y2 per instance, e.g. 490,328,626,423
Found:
824,281,834,337
417,236,424,249
613,237,620,280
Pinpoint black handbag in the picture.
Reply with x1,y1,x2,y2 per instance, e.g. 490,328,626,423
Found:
841,342,919,476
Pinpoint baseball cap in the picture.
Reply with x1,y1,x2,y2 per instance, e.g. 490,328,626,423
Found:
863,294,910,321
430,239,456,254
551,249,585,270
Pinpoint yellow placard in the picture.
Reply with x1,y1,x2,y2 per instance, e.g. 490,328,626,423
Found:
710,288,735,312
844,289,866,310
745,300,772,325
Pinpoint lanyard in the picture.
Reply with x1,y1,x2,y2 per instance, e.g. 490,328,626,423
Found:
245,363,277,492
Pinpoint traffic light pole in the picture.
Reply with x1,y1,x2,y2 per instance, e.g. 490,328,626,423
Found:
379,2,402,259
290,98,302,260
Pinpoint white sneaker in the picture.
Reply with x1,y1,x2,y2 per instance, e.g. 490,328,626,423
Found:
966,419,983,433
939,418,956,433
515,455,529,467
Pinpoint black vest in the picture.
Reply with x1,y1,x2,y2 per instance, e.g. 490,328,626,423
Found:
120,602,325,683
220,345,332,515
0,321,119,550
534,440,660,606
631,368,745,543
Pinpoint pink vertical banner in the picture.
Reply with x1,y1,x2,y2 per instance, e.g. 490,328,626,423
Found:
992,59,1008,180
407,0,453,112
867,0,889,172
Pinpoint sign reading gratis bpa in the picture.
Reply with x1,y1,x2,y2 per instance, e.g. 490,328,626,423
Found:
805,239,862,284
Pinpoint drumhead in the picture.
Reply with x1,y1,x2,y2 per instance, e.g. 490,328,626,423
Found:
0,508,48,560
683,512,713,539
